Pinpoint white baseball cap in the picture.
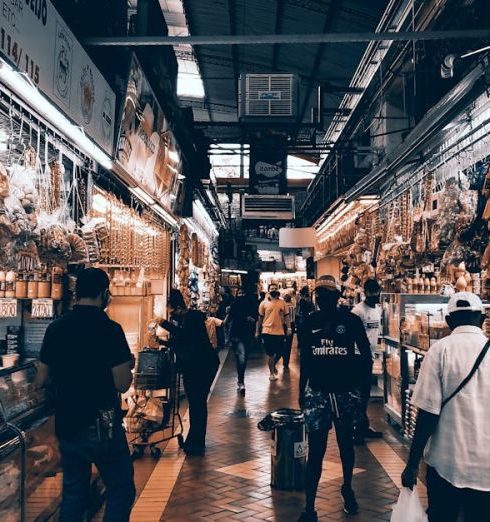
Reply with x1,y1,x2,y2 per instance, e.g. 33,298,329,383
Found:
447,292,484,315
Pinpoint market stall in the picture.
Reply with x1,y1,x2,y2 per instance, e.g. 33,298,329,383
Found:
314,89,490,437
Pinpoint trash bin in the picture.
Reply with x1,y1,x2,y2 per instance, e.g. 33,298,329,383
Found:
258,408,307,490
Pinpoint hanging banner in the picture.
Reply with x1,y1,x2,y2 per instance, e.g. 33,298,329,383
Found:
249,136,288,195
116,53,182,212
0,0,116,155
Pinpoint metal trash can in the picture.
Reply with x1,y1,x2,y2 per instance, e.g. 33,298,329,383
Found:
269,408,307,490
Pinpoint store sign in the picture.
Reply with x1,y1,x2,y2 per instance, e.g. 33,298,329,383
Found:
117,53,182,212
249,137,287,195
0,298,17,318
258,91,281,101
31,299,54,318
0,0,116,155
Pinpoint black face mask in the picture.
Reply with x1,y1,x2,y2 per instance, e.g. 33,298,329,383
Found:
270,291,280,299
316,292,339,311
101,290,112,310
366,295,380,306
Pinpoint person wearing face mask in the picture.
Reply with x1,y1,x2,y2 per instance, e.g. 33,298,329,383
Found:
351,278,383,444
256,283,288,381
298,275,372,522
35,268,136,522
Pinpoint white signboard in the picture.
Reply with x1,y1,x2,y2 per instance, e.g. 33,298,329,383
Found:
0,298,17,318
31,298,54,318
0,1,116,155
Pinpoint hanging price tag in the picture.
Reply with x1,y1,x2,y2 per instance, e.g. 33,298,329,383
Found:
31,299,54,319
0,299,18,318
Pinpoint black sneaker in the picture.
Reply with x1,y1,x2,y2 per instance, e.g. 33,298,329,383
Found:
364,427,383,439
341,485,359,516
297,510,318,522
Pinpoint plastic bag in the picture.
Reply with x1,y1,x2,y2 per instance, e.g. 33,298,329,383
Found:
390,488,428,522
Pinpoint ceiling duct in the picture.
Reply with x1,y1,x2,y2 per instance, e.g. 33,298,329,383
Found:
242,195,295,220
239,74,299,122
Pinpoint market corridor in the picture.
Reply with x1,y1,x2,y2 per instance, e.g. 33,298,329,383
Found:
121,343,427,522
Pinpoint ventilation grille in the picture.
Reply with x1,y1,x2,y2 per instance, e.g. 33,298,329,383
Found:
239,74,298,120
242,195,295,220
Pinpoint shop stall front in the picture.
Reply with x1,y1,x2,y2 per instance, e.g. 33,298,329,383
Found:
315,84,490,437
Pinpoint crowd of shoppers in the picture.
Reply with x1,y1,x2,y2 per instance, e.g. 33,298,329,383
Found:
36,268,490,521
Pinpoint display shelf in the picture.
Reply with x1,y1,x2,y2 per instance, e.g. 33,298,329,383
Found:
384,403,403,428
403,344,427,356
382,335,400,345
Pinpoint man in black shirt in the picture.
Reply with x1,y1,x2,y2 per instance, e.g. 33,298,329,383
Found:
228,286,258,395
36,268,135,522
298,276,372,522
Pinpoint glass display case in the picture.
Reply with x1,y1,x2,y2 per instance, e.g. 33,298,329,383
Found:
0,362,62,521
381,294,449,433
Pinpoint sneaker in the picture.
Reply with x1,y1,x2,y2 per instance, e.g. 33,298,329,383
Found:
237,383,245,395
341,485,359,516
269,374,278,381
364,427,383,439
297,510,318,522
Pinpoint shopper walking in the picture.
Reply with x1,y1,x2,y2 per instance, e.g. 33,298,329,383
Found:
352,278,383,444
402,292,490,522
281,293,295,370
298,275,372,521
256,283,287,381
36,268,135,522
217,286,234,348
228,286,258,394
295,286,315,350
161,289,220,456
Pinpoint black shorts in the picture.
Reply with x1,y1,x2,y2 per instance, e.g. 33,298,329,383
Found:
262,334,285,356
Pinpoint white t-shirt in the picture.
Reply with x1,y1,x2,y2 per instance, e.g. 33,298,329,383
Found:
352,302,381,352
412,325,490,491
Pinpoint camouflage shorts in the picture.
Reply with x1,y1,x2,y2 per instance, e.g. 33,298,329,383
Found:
302,385,361,433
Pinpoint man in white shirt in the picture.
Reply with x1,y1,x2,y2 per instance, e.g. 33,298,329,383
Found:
352,278,383,443
402,292,490,522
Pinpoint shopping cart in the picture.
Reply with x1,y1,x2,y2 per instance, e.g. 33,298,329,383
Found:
125,347,184,459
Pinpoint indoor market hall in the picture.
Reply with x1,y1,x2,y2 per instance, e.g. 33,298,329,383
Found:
0,0,489,521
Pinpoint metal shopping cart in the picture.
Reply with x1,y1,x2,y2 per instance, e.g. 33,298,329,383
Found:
125,347,184,459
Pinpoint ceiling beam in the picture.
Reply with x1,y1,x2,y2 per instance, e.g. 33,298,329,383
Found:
180,0,213,122
228,0,240,106
272,0,285,70
86,29,490,46
297,0,343,128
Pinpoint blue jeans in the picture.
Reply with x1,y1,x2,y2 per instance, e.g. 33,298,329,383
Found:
231,336,252,384
58,424,135,522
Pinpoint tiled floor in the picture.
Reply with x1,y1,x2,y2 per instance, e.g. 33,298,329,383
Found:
95,341,426,521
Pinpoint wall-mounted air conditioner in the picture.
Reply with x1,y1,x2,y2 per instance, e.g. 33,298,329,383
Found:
242,195,295,220
239,74,299,122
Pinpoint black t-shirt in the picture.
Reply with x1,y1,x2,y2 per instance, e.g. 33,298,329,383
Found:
40,305,132,439
229,295,258,338
300,308,372,394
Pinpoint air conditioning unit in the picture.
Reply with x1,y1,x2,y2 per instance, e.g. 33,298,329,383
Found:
242,195,295,220
239,74,299,122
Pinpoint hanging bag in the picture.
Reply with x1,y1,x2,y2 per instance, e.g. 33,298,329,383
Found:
390,488,427,522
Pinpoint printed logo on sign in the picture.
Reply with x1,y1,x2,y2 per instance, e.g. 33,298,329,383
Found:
54,23,73,104
294,441,308,459
258,91,282,101
255,161,283,179
101,93,113,141
80,65,95,124
270,439,277,457
336,324,346,335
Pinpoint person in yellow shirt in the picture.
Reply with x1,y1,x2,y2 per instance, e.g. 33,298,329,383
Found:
256,284,287,381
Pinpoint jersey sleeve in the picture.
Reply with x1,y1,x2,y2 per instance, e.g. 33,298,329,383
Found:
412,346,443,415
107,323,133,368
